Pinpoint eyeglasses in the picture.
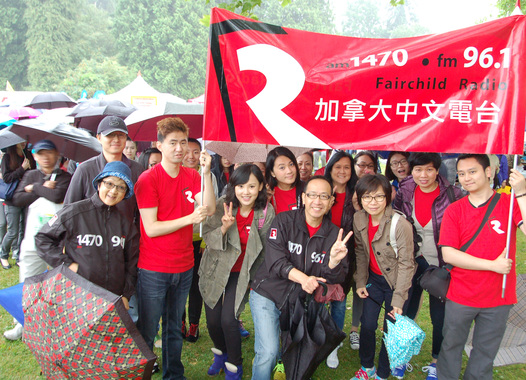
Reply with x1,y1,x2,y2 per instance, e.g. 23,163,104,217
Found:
390,159,408,168
101,180,127,193
305,192,332,201
356,163,375,170
361,194,386,203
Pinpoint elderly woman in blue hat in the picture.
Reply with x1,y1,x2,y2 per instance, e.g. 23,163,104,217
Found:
35,161,140,309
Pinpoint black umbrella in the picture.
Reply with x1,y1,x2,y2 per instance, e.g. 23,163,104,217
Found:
23,264,156,379
0,129,26,150
27,92,77,110
68,99,132,117
10,119,102,162
74,105,136,132
280,284,346,380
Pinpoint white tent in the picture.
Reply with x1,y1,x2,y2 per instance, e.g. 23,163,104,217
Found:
102,72,186,109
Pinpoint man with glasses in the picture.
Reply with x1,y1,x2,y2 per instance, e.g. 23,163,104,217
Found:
250,175,351,379
64,116,144,227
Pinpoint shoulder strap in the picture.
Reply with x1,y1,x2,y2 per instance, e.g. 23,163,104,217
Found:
390,211,404,258
258,202,268,230
460,193,501,252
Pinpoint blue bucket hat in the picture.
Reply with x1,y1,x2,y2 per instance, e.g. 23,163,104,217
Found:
92,161,134,199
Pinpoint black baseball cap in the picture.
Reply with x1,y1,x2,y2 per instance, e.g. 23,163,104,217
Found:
97,116,128,136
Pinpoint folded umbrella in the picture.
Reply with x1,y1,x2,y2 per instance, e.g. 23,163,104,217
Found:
27,92,77,110
10,119,101,162
384,314,426,370
280,284,346,380
23,264,156,379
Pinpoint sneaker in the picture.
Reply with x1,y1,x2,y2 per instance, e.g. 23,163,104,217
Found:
239,320,250,339
207,348,227,376
272,360,286,380
350,366,376,380
326,343,342,369
349,331,360,350
152,363,160,374
181,320,187,339
422,363,437,380
392,363,413,379
186,323,199,343
3,323,23,340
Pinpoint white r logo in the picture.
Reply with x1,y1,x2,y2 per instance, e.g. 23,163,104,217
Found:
490,220,505,234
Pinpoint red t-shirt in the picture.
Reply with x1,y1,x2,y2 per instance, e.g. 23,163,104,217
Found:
231,209,254,272
439,193,522,307
307,222,322,237
368,216,382,275
224,171,230,183
135,164,201,273
273,186,298,214
331,192,345,228
414,185,440,226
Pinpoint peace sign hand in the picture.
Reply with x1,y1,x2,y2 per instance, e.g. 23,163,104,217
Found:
329,228,353,268
220,202,235,235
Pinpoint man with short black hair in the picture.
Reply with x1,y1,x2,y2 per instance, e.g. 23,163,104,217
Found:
437,153,526,380
134,117,216,380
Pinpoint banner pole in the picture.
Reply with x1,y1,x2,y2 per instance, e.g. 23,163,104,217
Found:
502,155,518,298
200,140,206,238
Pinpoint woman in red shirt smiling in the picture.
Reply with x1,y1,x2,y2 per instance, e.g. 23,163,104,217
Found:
265,147,304,214
200,164,275,380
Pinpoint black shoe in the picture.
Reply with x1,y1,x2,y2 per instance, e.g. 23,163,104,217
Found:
1,260,11,270
185,323,199,343
152,363,160,374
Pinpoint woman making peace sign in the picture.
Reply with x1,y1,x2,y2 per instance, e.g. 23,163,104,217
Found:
199,164,275,380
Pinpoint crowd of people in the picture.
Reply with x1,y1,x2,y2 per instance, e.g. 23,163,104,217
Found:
1,115,524,380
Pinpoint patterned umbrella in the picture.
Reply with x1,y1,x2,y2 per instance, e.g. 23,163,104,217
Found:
205,141,311,164
383,314,426,370
23,264,156,379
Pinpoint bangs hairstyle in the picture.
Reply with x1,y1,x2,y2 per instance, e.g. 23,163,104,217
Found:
225,164,267,211
297,151,314,163
157,117,189,142
355,174,392,208
408,152,442,171
385,151,410,181
354,150,378,173
324,151,357,192
456,153,490,171
265,146,301,190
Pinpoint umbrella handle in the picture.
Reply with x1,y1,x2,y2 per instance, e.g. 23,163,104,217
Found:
317,281,328,296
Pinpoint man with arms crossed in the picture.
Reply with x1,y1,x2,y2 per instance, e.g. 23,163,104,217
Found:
437,154,526,380
134,117,215,380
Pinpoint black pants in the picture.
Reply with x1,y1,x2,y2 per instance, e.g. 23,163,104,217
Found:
360,271,410,379
183,240,203,325
406,256,445,359
204,272,242,365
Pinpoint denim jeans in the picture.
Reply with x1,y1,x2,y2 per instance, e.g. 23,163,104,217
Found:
137,268,193,380
330,295,347,331
250,290,281,380
1,205,23,260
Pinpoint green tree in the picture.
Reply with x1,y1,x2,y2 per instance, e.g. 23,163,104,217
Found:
114,0,210,99
56,57,135,99
341,0,387,37
77,3,116,58
496,0,524,16
24,0,86,90
0,0,28,89
253,0,334,34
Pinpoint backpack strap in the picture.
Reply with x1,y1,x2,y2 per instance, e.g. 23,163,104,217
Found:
258,202,269,230
390,210,405,258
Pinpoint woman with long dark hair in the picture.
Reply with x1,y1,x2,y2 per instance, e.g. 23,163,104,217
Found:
211,154,235,196
137,147,162,170
323,151,359,368
200,164,275,380
265,147,303,214
0,142,35,269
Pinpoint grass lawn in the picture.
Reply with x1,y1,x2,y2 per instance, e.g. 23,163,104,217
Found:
1,236,526,379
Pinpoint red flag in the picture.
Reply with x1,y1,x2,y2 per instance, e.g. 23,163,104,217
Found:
204,8,526,154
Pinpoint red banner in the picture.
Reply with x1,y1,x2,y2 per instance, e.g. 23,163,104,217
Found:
204,8,526,154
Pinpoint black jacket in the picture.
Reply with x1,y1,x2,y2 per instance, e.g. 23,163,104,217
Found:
35,193,139,299
251,208,348,310
12,168,71,208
